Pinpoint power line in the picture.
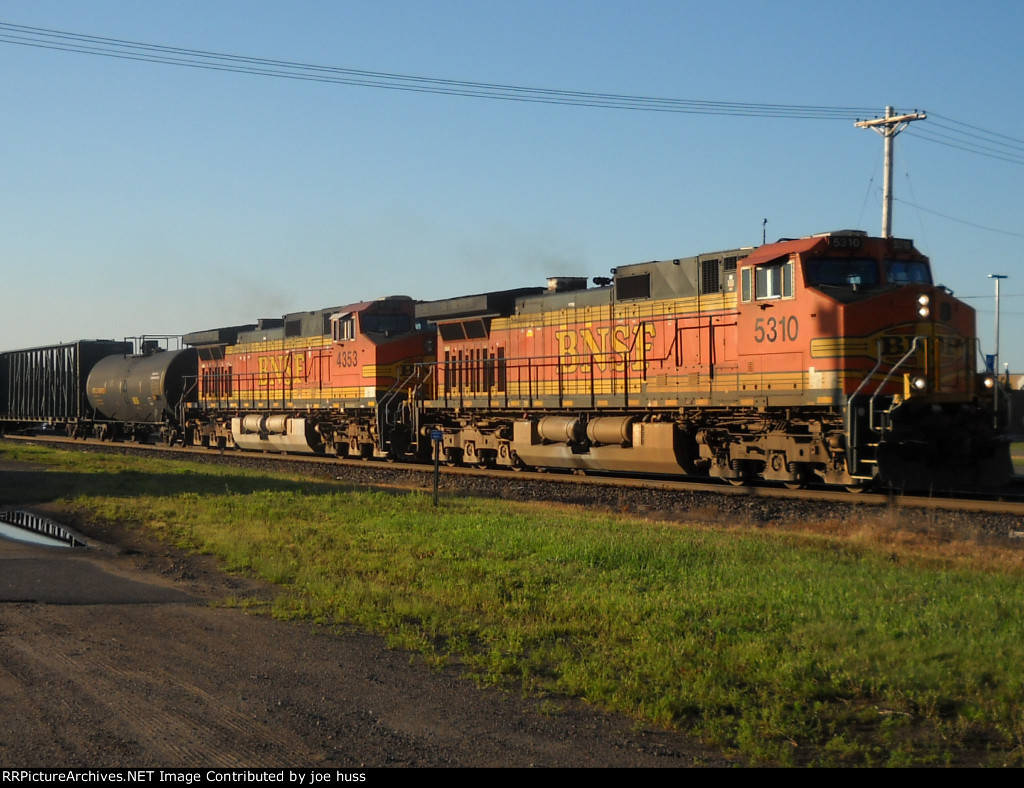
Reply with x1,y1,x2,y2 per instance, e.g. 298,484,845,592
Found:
929,112,1024,150
4,21,1023,175
0,21,877,119
7,19,1024,161
892,197,1024,238
902,112,1024,166
907,127,1024,166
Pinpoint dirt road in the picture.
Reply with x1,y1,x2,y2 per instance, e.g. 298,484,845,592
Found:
0,507,730,768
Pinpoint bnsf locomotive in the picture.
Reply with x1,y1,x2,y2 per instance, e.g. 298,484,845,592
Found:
0,230,1011,490
411,230,1008,489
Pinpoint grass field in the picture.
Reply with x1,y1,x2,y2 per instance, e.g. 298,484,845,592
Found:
2,440,1024,766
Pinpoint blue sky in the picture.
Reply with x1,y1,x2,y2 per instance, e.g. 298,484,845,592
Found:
2,1,1023,370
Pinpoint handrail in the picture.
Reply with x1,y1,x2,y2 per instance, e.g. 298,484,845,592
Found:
848,339,885,405
376,364,429,453
868,336,924,432
844,336,924,478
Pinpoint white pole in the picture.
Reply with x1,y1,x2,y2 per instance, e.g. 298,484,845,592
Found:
989,273,1007,424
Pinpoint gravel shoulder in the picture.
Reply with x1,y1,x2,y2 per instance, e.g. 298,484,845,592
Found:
0,465,733,768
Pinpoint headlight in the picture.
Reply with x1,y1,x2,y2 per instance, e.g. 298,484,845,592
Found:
917,294,930,318
982,376,995,389
911,375,928,391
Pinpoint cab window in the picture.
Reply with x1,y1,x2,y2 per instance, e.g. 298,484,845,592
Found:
754,260,794,300
884,259,932,284
804,258,880,287
360,313,412,335
332,314,356,342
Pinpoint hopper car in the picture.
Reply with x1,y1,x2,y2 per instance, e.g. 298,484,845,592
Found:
0,340,133,434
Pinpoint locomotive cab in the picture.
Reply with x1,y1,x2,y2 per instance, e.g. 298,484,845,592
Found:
735,231,1006,488
328,296,431,397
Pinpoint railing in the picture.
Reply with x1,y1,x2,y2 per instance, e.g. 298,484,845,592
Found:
375,364,431,453
868,336,924,433
431,350,651,409
429,322,669,409
844,336,927,478
194,347,336,409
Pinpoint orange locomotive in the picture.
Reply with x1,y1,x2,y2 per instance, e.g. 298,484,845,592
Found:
186,296,433,458
414,230,1008,488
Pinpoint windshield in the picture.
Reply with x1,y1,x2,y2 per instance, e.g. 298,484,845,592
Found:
360,313,413,335
804,257,881,287
885,259,932,284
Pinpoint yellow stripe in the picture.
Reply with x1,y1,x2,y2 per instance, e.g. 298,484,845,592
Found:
226,337,332,355
495,293,739,331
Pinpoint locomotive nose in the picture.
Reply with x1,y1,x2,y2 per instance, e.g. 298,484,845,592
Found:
902,286,975,398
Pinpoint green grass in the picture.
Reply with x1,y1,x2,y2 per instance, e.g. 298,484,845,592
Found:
3,440,1024,766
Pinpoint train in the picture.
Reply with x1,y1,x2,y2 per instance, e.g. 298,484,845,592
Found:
0,229,1015,490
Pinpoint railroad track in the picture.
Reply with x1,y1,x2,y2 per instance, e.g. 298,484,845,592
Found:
5,434,1024,543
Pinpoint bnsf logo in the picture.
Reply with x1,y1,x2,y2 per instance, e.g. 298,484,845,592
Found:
810,323,968,364
877,331,966,364
554,324,656,373
257,353,305,375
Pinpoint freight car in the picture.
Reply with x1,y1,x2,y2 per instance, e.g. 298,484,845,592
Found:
85,345,199,442
0,339,133,435
411,230,1009,489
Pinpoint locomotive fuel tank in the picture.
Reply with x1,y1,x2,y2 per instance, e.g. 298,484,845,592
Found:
87,348,198,423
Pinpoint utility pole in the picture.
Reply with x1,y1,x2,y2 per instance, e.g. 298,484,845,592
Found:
855,106,927,237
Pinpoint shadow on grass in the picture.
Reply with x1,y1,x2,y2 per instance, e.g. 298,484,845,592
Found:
0,466,379,506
